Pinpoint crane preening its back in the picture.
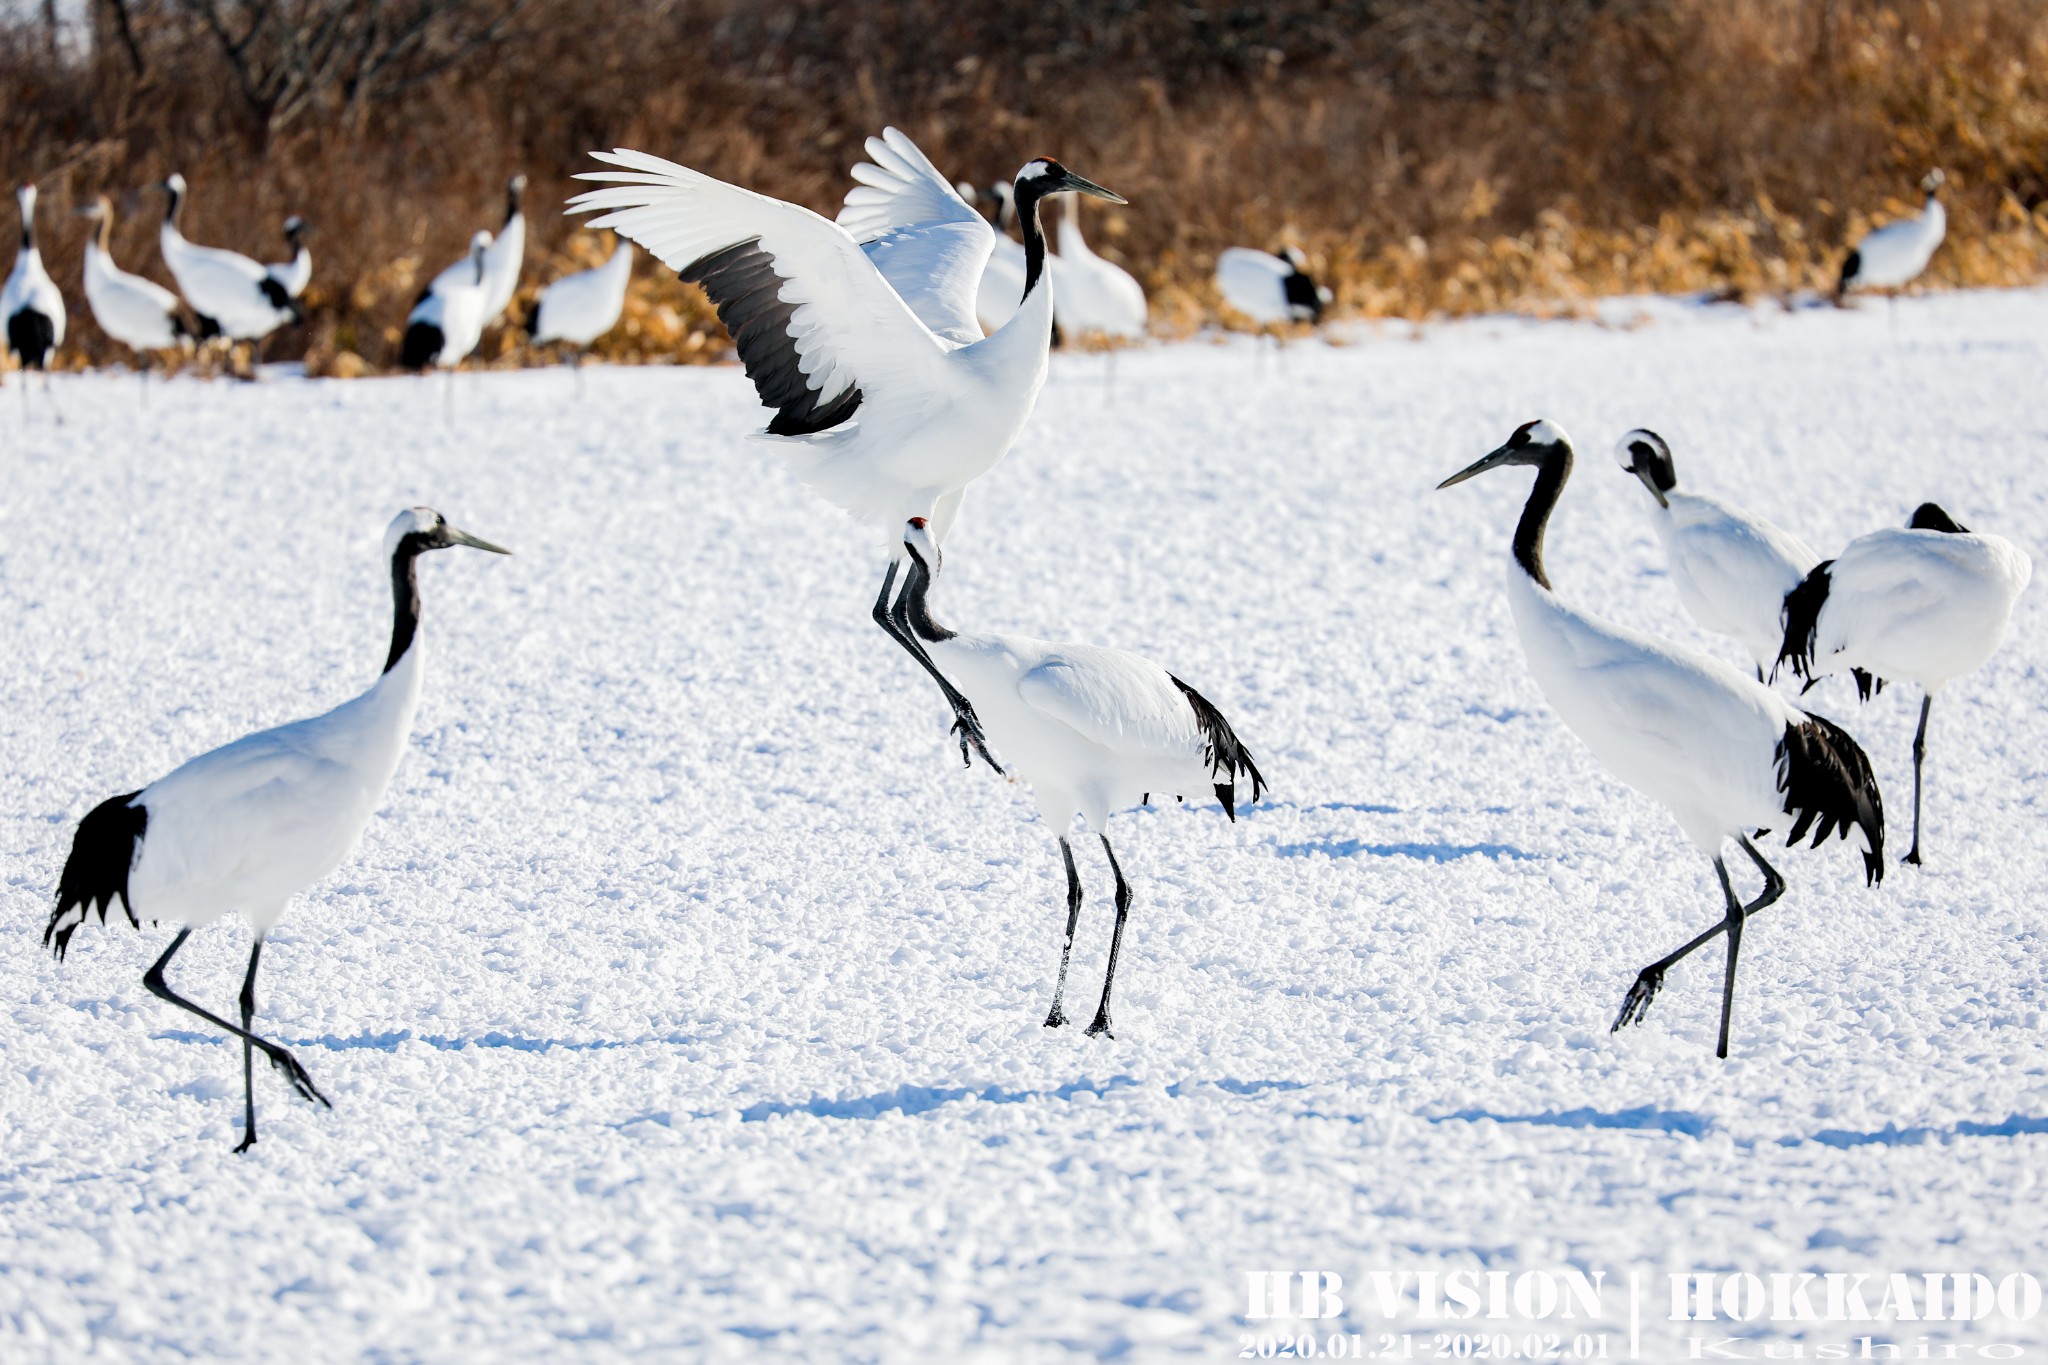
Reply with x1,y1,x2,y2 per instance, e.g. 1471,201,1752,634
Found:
1440,420,1885,1058
1216,246,1330,327
46,508,510,1151
571,128,1126,774
894,517,1264,1038
528,231,634,379
1615,429,1819,678
1777,501,2031,866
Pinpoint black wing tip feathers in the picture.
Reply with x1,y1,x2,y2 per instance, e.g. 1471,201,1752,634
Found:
48,791,148,960
679,240,862,437
1777,716,1885,886
1170,675,1266,822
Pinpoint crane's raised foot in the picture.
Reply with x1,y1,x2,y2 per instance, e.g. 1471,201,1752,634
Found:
265,1044,331,1108
1612,967,1665,1033
1084,1012,1115,1040
951,707,1004,775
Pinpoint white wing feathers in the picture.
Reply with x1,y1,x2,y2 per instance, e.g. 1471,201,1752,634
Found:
835,128,993,346
572,147,950,426
1016,647,1203,762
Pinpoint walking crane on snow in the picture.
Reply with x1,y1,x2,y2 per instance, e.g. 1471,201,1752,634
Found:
572,128,1126,772
1777,502,2031,866
1615,429,1819,679
894,516,1264,1038
1836,170,1945,307
79,195,191,395
264,216,311,304
1440,421,1886,1059
431,174,527,332
45,508,510,1152
4,183,66,417
156,174,303,351
528,231,633,384
1216,246,1330,327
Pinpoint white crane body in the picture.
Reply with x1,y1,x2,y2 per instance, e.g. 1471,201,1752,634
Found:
532,235,633,347
1617,430,1819,674
46,508,509,1151
4,183,66,368
1441,420,1884,1057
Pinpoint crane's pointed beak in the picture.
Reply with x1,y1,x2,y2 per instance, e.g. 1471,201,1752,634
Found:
1628,462,1669,509
448,527,512,555
1060,171,1127,205
1437,445,1514,490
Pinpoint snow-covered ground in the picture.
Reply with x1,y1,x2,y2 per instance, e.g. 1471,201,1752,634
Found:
3,290,2046,1361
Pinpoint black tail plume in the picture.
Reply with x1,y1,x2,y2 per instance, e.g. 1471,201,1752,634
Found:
47,792,148,960
1776,715,1884,885
1835,250,1861,300
1776,559,1834,685
399,321,443,371
1170,676,1266,821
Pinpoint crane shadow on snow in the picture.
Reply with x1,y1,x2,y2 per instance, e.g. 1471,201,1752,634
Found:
155,1027,694,1054
1273,838,1539,863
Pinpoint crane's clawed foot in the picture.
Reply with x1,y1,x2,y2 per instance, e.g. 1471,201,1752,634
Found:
264,1045,331,1107
1043,1005,1068,1029
950,709,1004,775
1612,967,1665,1033
1083,1012,1116,1040
234,1131,259,1155
1902,847,1923,867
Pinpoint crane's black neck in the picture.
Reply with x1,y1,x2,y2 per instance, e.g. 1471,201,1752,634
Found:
1012,180,1055,301
1514,444,1572,590
162,184,182,228
17,200,30,252
503,184,523,228
899,552,955,643
386,533,434,673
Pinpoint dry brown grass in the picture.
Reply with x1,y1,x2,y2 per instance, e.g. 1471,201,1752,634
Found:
4,0,2046,375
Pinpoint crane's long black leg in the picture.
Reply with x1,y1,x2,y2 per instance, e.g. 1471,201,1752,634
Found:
144,928,330,1119
234,938,264,1152
1713,857,1746,1059
875,561,1003,774
1085,836,1134,1039
1044,837,1085,1028
1614,838,1786,1040
1904,693,1932,866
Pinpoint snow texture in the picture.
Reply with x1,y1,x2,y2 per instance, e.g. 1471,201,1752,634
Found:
2,289,2045,1360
